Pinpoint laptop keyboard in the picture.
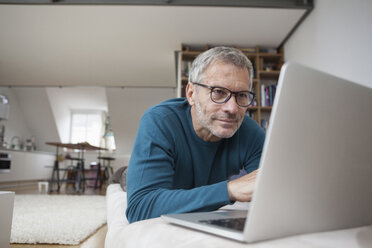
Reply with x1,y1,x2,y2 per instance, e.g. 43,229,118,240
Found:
199,217,246,231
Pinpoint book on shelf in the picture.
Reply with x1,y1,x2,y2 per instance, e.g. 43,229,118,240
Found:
239,47,256,53
259,47,277,54
261,85,265,107
260,84,277,107
246,110,258,122
261,119,269,131
265,87,270,106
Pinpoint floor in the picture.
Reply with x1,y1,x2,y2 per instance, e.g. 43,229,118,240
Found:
5,182,108,248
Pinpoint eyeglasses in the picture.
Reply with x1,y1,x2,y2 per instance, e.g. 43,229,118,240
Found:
192,82,256,107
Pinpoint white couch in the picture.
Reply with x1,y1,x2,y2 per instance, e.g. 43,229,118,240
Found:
105,184,129,248
105,184,372,248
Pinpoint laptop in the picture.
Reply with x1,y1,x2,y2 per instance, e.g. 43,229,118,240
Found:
161,62,372,243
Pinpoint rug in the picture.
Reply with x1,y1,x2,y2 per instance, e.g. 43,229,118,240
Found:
10,194,107,245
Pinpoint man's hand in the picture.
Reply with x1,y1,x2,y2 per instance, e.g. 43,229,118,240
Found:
227,170,259,202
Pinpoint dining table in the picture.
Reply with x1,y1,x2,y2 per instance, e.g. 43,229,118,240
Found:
46,142,107,193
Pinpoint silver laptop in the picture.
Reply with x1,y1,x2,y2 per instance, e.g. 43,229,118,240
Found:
161,62,372,243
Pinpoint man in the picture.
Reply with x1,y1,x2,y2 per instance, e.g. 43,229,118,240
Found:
126,46,265,223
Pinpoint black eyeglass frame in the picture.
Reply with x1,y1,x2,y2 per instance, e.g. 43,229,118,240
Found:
191,82,256,107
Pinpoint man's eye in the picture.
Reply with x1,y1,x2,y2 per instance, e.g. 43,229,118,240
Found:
213,89,227,96
238,93,248,99
214,90,223,95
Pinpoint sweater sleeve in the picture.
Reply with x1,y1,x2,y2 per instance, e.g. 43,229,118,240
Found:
126,109,231,223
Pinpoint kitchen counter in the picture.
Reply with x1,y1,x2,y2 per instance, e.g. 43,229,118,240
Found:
0,147,53,155
0,149,55,182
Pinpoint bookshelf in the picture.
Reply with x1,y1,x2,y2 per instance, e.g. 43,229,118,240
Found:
176,44,284,130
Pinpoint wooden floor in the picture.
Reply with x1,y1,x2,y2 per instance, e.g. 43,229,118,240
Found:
5,183,108,248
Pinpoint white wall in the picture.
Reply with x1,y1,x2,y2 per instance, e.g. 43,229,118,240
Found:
0,86,175,173
12,87,60,152
106,87,175,158
0,87,61,153
0,88,32,147
46,87,108,143
284,0,372,88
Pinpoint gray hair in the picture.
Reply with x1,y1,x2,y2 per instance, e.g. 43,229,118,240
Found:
188,46,254,90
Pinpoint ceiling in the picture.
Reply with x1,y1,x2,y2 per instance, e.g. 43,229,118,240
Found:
0,4,310,87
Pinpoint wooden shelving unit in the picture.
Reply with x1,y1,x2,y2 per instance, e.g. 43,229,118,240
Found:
176,44,284,130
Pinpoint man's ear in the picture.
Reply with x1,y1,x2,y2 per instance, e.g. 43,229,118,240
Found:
185,82,195,106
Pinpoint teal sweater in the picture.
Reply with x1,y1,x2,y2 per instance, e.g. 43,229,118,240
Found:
126,98,265,223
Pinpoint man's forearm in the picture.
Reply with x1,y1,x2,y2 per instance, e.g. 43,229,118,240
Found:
126,181,232,223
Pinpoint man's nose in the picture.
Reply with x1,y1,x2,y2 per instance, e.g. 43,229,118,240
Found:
222,95,239,114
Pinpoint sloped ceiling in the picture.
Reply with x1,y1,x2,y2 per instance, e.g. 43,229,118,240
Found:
10,87,60,152
0,4,306,87
46,87,108,143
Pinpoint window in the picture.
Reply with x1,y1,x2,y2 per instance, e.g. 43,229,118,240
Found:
70,110,104,147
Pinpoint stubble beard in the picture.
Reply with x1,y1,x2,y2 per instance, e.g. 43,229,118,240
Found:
194,97,241,139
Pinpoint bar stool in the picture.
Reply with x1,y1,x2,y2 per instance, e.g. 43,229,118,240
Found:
64,157,85,193
95,156,115,189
